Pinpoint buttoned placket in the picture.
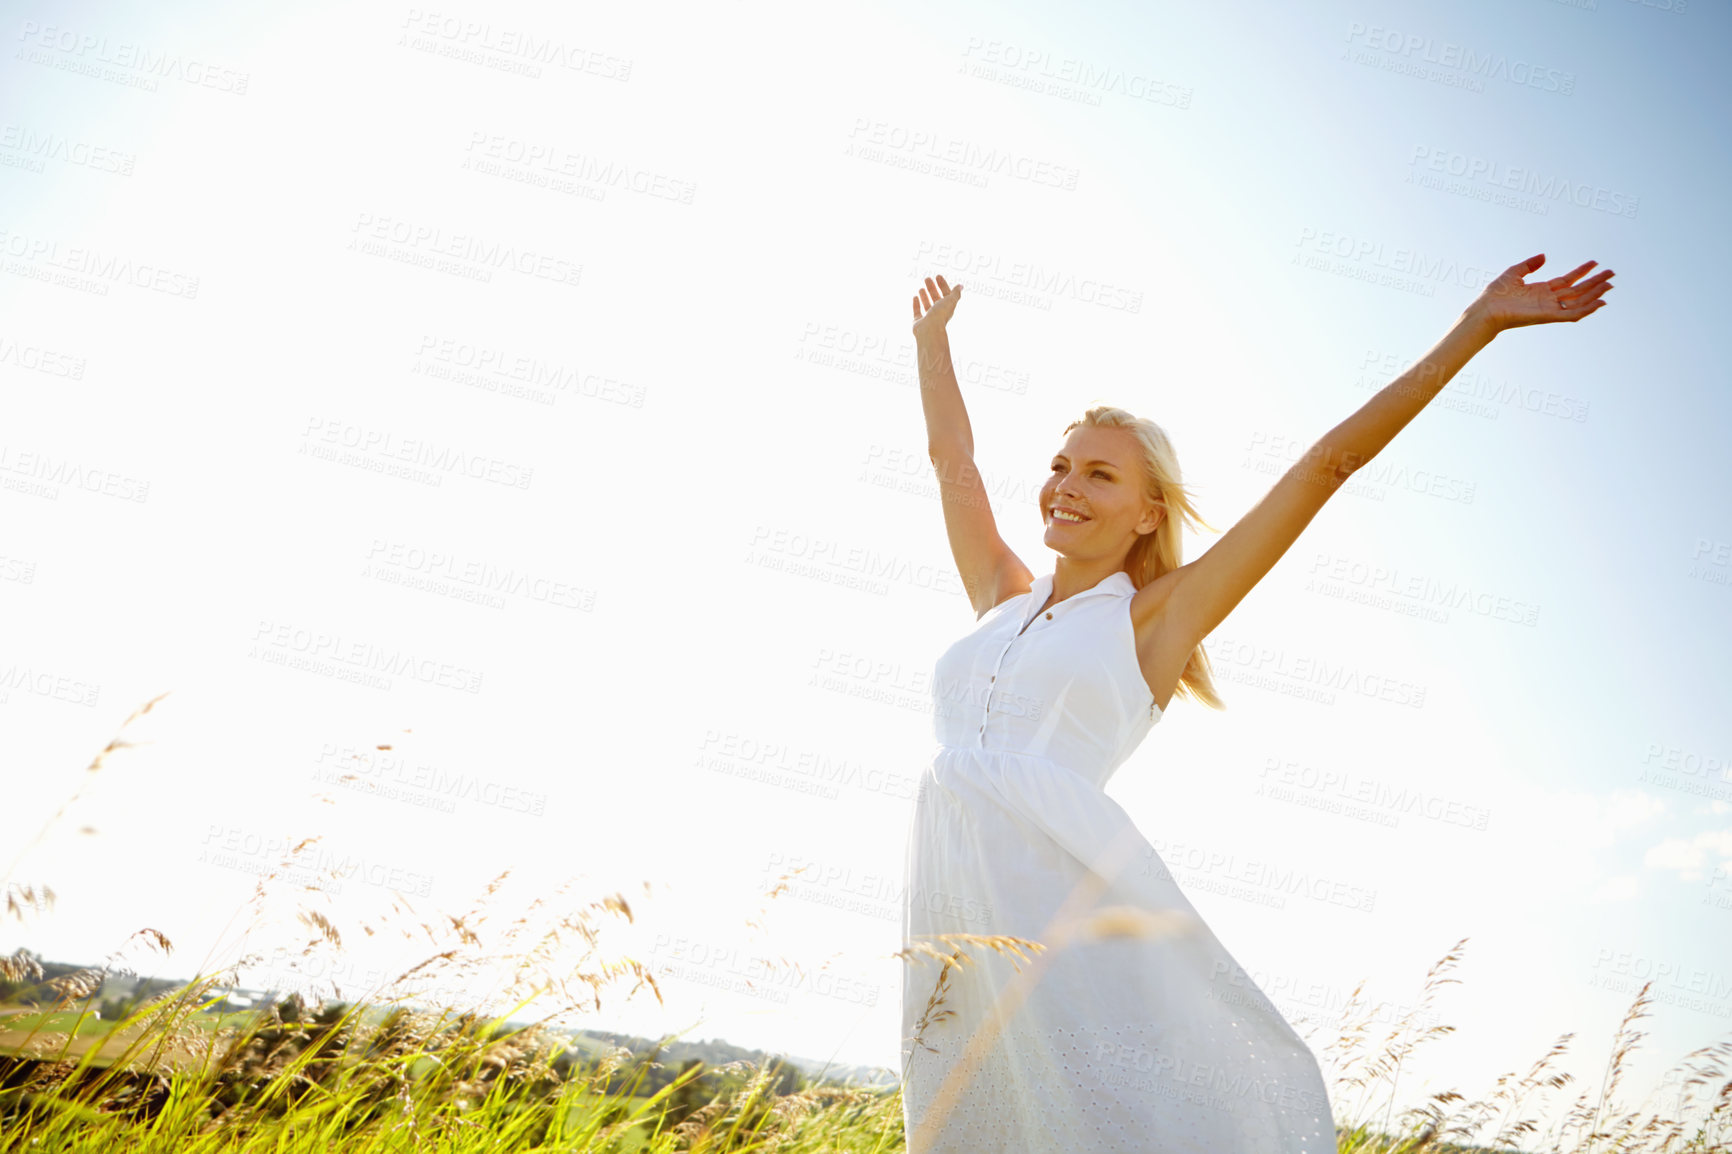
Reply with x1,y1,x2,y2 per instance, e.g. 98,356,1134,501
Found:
974,573,1150,746
978,582,1059,746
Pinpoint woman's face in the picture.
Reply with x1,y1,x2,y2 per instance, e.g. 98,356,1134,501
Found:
1039,426,1163,556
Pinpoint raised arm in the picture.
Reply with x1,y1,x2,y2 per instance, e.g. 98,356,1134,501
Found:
1160,253,1615,650
913,275,1032,617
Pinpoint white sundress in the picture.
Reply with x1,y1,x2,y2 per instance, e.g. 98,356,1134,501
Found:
899,568,1337,1153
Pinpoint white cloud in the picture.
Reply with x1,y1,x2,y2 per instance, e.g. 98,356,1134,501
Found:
1642,828,1732,883
1520,787,1668,850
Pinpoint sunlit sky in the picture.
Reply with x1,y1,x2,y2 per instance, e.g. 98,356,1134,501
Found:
4,0,1729,1138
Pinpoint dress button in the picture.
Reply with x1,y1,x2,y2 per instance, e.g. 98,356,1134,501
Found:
1045,612,1053,619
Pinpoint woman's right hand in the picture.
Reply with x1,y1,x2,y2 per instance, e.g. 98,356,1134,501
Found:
911,274,963,339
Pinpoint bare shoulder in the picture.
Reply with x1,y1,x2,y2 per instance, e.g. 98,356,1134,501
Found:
1129,565,1196,711
1129,565,1186,635
974,552,1036,620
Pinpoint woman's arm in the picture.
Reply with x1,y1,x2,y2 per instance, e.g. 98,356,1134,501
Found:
1301,307,1497,485
1158,253,1615,650
915,277,975,458
912,275,1031,615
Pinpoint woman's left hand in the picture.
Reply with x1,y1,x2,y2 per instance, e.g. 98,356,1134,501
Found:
1469,253,1614,333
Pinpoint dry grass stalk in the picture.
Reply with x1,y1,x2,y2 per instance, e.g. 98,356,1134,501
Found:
11,696,1732,1151
0,691,169,897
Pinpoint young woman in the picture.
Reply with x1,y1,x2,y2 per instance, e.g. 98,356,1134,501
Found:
898,256,1613,1152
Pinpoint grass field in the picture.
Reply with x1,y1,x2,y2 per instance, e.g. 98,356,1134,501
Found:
2,697,1728,1152
0,969,1725,1153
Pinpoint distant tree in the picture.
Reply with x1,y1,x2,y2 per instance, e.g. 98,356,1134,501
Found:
664,1058,711,1128
768,1057,803,1096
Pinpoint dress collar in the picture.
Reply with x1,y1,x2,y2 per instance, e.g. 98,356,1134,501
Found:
1018,569,1136,633
1028,569,1137,606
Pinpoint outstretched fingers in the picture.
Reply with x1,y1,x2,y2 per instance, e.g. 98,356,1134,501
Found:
1559,268,1615,306
1508,253,1545,278
913,274,958,320
1546,260,1599,290
1565,282,1614,317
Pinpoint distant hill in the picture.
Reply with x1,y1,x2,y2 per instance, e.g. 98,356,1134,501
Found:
0,953,899,1091
571,1027,898,1090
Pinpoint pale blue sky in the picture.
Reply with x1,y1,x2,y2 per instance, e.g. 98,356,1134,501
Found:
3,0,1728,1140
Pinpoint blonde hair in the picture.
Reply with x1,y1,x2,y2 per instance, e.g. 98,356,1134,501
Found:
1062,405,1225,711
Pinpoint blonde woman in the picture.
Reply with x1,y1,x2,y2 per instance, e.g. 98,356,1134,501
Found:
899,255,1613,1152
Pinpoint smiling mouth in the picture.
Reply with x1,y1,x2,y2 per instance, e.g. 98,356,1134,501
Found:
1050,509,1090,524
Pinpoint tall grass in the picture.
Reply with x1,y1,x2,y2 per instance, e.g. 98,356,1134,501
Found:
2,696,1728,1152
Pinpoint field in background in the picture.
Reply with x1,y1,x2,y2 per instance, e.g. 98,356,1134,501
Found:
2,700,1728,1152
